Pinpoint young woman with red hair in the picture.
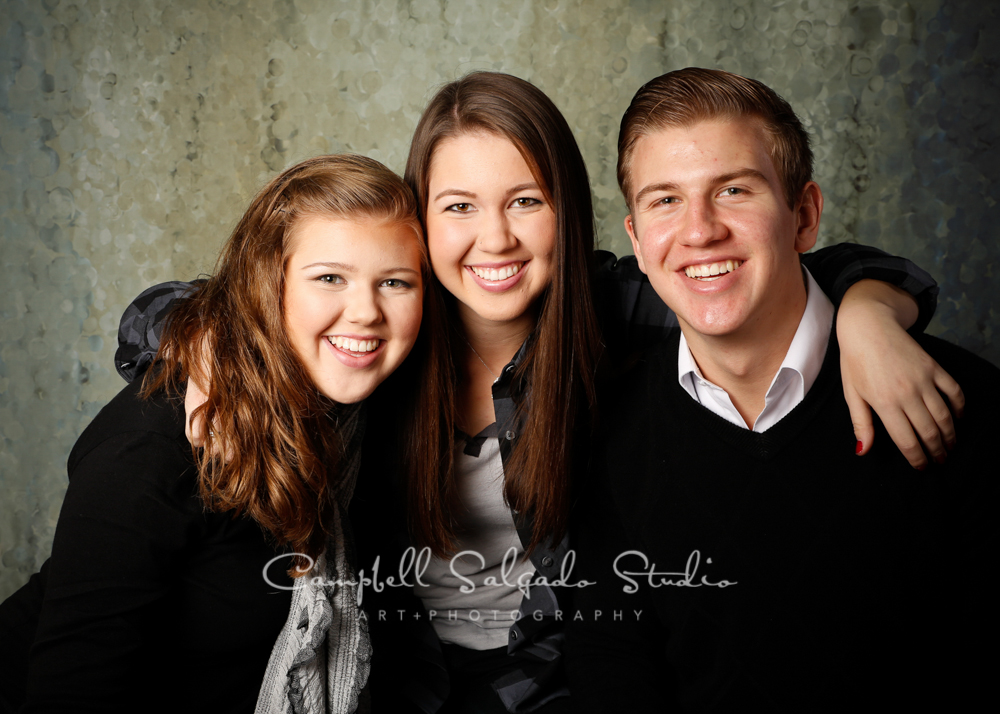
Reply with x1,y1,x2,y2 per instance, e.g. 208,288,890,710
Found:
0,154,428,714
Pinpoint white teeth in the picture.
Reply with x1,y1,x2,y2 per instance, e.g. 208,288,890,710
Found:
329,336,379,353
685,260,742,280
471,263,522,282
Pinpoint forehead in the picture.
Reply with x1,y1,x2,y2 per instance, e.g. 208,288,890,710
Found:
287,215,423,263
428,132,535,186
630,119,776,191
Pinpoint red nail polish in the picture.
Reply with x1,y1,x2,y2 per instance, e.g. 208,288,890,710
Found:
855,440,863,455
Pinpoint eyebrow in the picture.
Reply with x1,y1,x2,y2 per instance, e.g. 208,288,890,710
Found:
633,169,771,205
505,182,541,197
432,182,542,203
433,188,476,202
299,262,420,275
301,261,356,271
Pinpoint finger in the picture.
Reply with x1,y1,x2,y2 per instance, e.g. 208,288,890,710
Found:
220,437,235,464
186,409,208,448
934,368,965,419
843,386,875,456
905,401,947,465
184,375,211,449
923,388,957,451
879,409,929,470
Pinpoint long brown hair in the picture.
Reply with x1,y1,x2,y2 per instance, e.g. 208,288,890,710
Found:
142,154,422,570
403,72,602,555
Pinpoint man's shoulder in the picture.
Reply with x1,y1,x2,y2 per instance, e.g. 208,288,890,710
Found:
607,333,684,404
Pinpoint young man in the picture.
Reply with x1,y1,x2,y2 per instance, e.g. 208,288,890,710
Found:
566,68,997,711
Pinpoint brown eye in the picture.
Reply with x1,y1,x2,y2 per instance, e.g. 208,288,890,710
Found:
380,278,410,289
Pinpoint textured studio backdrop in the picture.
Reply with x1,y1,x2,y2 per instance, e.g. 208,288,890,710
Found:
1,0,998,598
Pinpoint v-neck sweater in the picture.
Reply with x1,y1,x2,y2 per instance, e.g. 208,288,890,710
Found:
566,330,1000,712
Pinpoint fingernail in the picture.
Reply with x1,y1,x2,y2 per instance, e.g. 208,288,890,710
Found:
855,440,863,455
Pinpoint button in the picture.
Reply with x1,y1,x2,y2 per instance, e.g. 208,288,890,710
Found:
541,556,554,567
505,430,515,441
510,630,519,640
505,364,516,374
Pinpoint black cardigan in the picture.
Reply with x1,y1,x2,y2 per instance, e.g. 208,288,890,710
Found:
0,380,293,713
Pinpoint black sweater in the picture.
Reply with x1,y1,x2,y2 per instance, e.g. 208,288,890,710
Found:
0,380,293,714
566,332,999,712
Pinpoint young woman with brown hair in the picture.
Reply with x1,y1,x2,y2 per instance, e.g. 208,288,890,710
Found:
351,72,959,714
0,154,428,714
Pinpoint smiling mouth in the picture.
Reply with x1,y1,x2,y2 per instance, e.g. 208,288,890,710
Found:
327,336,381,353
684,260,742,281
469,262,523,282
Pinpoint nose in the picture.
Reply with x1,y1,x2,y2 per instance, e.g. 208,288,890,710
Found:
680,196,727,247
344,286,383,326
475,211,518,254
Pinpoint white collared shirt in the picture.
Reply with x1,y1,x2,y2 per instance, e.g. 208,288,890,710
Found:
677,266,835,433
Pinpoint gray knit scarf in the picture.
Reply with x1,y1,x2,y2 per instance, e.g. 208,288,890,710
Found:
255,406,371,714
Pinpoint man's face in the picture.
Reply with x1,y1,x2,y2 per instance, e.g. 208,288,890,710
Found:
624,118,821,343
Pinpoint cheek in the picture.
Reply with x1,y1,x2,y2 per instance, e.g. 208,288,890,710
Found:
425,219,463,269
284,286,336,343
637,222,674,263
388,297,424,348
282,286,304,337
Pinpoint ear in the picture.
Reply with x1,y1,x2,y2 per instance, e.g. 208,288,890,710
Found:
625,215,648,274
793,181,823,253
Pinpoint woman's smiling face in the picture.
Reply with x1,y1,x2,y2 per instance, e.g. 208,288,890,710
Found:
282,214,424,404
424,132,556,329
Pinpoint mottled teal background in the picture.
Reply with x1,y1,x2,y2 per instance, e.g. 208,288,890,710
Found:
2,0,998,598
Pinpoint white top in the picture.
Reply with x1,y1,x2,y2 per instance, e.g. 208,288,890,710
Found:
418,430,534,650
677,266,835,433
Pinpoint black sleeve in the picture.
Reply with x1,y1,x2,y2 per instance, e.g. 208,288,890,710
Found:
593,243,939,357
565,463,667,713
115,281,200,382
22,419,196,710
800,243,938,333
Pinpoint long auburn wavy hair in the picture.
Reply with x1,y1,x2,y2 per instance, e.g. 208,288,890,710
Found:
403,72,603,556
142,154,423,571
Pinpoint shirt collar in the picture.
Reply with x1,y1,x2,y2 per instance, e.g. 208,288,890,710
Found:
778,266,835,401
677,266,835,430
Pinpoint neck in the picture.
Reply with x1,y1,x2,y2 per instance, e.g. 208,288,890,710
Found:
453,304,537,436
682,284,808,429
458,304,537,373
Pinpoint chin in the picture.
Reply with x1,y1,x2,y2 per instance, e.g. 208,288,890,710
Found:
319,382,377,405
680,309,749,339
